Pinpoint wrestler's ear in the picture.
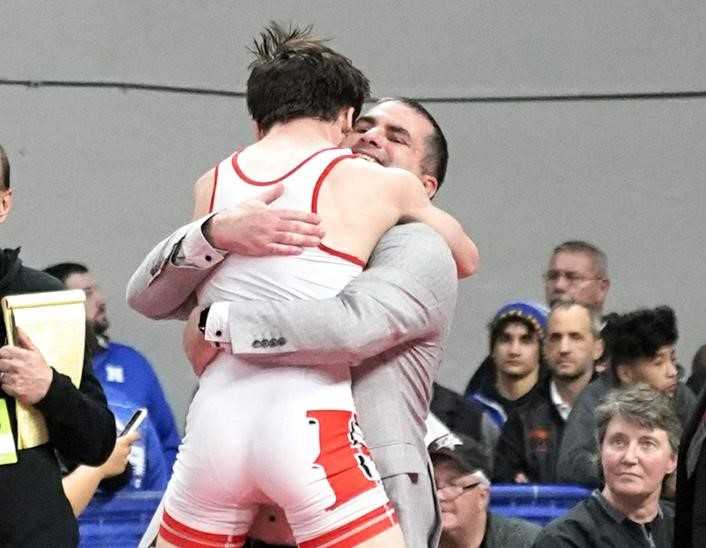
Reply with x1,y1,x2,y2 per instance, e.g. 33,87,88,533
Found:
338,107,355,135
253,121,265,141
0,188,13,224
421,174,439,200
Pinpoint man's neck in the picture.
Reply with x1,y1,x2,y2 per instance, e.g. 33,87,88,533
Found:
601,485,661,524
496,369,538,401
439,512,487,548
553,369,592,408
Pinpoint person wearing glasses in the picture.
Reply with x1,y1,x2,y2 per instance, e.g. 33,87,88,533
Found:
430,433,540,548
465,240,611,397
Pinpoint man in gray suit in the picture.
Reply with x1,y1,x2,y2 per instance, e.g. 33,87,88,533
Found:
128,98,463,547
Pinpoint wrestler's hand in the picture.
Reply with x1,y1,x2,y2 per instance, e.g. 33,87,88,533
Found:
204,182,325,256
0,328,54,405
183,306,219,376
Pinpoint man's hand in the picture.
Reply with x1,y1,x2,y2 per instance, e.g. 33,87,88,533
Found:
183,307,219,376
0,328,53,405
205,182,325,256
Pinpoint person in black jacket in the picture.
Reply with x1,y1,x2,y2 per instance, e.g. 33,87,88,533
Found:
0,144,116,546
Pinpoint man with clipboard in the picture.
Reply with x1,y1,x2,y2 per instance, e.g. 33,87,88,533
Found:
0,144,115,547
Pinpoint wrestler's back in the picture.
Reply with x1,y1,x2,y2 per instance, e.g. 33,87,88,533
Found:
195,146,363,408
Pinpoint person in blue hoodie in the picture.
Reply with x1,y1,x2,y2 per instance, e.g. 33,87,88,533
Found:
44,262,180,472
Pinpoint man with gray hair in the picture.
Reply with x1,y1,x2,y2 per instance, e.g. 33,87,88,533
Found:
430,434,540,548
535,384,679,547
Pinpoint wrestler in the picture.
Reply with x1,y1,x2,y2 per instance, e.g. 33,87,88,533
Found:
149,23,476,548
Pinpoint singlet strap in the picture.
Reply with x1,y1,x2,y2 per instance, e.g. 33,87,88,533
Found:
232,146,343,186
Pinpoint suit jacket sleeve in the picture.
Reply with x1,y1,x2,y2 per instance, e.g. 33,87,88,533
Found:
227,223,458,367
126,215,222,320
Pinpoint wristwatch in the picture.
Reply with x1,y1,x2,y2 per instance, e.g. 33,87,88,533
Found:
198,306,211,335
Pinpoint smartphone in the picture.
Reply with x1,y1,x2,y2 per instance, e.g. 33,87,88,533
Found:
120,408,148,436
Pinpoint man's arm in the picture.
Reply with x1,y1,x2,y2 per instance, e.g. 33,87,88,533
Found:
127,174,324,320
200,223,457,368
556,385,601,487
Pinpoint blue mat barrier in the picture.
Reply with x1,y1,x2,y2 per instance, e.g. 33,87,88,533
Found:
78,485,591,545
78,490,163,547
490,484,591,525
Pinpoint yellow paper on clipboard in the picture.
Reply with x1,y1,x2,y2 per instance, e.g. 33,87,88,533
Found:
2,289,86,449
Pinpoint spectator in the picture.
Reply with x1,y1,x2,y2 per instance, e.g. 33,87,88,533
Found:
686,344,706,396
557,306,696,486
535,384,679,547
62,430,139,516
430,433,541,548
494,301,603,483
44,262,180,471
466,240,611,395
0,144,115,545
468,301,548,427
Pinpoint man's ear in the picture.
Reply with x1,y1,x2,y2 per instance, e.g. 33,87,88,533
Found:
592,338,605,362
666,452,678,476
616,364,634,386
0,189,13,224
421,174,439,199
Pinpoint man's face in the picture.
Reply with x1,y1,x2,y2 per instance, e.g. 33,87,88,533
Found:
433,459,488,535
64,271,109,335
618,345,679,395
544,251,609,311
545,305,601,381
343,100,436,195
492,321,541,379
601,416,676,500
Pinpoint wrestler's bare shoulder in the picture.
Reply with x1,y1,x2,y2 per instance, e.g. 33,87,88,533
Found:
333,157,421,191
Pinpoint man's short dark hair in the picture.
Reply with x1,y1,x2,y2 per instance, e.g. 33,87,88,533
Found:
596,384,681,455
552,240,608,278
247,22,370,133
376,97,449,188
43,262,88,284
604,306,678,370
0,144,10,190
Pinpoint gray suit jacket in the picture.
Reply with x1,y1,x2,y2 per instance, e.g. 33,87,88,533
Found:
127,221,458,545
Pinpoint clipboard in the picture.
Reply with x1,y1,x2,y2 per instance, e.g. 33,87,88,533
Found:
2,289,86,449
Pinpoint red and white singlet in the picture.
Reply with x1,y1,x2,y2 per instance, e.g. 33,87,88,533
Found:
160,147,397,547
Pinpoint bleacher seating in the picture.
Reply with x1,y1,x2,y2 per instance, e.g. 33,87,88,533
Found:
490,484,591,525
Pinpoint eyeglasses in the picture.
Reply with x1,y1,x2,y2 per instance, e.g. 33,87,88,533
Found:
543,270,603,286
436,481,482,500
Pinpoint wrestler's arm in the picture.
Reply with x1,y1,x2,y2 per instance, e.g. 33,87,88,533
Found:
201,223,457,368
390,170,479,279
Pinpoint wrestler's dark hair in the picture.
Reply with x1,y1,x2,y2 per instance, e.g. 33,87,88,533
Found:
551,240,608,279
604,306,678,371
376,97,449,188
43,262,88,284
247,22,370,133
0,144,10,190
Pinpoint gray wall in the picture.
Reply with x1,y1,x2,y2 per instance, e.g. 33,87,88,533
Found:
2,1,705,428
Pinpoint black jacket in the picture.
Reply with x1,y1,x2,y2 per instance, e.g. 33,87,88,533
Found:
493,377,565,483
0,248,116,547
675,385,706,547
